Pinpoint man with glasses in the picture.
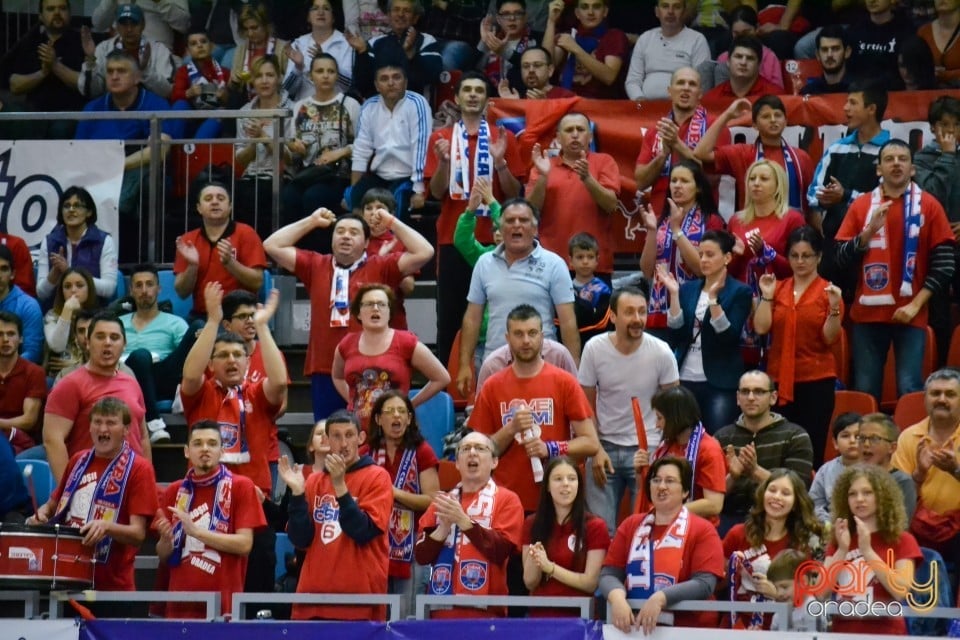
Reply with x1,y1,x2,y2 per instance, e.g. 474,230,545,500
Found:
713,370,813,536
497,46,575,99
415,431,524,618
478,2,545,94
893,368,960,554
857,413,916,521
120,263,196,444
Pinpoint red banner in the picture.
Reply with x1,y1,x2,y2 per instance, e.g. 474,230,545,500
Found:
487,92,953,254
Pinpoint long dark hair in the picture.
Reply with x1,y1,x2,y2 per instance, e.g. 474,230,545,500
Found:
651,386,702,444
529,457,589,572
661,159,719,222
744,468,823,552
367,390,425,451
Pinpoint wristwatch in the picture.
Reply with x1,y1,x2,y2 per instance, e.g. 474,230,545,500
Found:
672,229,683,241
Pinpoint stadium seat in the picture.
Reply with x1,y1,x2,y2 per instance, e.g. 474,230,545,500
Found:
112,272,127,303
274,532,295,583
947,324,960,367
445,330,473,411
892,391,926,431
410,389,454,459
879,326,936,412
157,269,192,320
825,391,878,462
438,459,460,491
781,59,823,94
15,459,55,507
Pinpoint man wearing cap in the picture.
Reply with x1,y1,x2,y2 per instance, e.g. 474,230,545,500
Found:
79,3,176,99
90,0,190,51
349,59,432,214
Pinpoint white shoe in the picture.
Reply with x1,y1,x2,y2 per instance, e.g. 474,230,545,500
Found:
147,418,171,443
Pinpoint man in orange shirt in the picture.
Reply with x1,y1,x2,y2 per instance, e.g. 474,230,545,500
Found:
527,112,620,277
835,139,956,402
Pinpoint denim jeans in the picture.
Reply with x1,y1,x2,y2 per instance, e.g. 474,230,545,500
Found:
585,441,638,537
851,322,926,402
682,380,739,434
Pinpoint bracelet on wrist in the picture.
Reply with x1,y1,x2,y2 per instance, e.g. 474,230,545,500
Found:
760,297,774,303
829,307,841,317
545,440,569,458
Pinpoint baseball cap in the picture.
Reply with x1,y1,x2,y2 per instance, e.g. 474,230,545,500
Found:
116,4,144,23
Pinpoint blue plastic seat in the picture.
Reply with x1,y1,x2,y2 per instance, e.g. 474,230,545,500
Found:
112,272,127,302
15,459,55,507
157,269,192,320
409,390,454,458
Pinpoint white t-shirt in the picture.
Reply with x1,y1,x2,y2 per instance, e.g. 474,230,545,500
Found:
679,291,710,382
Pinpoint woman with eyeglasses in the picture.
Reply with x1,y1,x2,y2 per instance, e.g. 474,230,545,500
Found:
36,186,118,304
634,386,726,524
657,229,753,433
753,225,843,467
722,468,824,629
523,456,609,616
332,284,449,431
602,456,725,635
368,389,440,619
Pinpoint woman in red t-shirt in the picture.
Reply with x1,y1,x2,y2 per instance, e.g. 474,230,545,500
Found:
332,284,450,431
368,390,440,619
633,385,726,524
522,457,610,617
825,465,922,635
754,226,843,467
723,468,824,629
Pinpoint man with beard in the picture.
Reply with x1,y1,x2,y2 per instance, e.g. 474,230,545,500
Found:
0,246,42,364
800,26,853,96
264,209,433,420
468,304,599,513
497,46,576,99
29,397,158,597
577,286,679,536
635,67,729,215
121,263,196,444
44,312,151,482
694,95,814,213
427,71,522,364
835,139,955,402
157,420,265,619
0,311,46,455
714,370,813,536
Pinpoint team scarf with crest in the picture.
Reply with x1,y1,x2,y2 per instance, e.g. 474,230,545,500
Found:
113,35,150,70
449,119,493,217
168,464,233,567
625,506,691,599
376,446,419,563
560,23,608,89
330,253,367,327
654,106,708,177
53,442,135,563
755,139,804,210
427,479,499,596
728,550,766,629
186,57,226,89
859,183,922,307
647,208,706,328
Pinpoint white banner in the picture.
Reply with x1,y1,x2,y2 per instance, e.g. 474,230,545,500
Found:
4,618,78,640
0,140,124,255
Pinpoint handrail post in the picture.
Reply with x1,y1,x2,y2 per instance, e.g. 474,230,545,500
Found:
147,115,161,263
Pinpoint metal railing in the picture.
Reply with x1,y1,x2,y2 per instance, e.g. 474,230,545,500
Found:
0,588,41,617
232,592,403,621
416,594,593,619
48,589,221,620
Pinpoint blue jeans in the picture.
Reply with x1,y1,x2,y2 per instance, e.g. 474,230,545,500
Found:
682,380,738,434
311,373,347,422
585,441,637,537
851,322,926,402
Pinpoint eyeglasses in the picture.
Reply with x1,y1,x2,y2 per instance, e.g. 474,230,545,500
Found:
498,10,526,19
856,435,893,445
381,407,409,416
360,301,389,310
737,388,773,396
650,477,681,487
212,350,246,360
63,202,87,210
231,312,255,322
788,253,819,261
459,443,492,454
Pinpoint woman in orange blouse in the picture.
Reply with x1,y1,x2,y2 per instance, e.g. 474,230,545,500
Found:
754,226,843,467
918,0,960,86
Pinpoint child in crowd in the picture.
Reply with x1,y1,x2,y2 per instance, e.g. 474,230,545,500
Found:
762,548,822,632
170,29,230,139
568,232,611,343
809,413,861,522
360,187,414,329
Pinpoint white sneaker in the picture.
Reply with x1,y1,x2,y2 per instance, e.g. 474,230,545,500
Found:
147,418,171,443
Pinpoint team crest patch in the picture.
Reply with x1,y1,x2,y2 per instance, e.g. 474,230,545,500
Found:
653,573,676,590
431,564,452,594
219,422,241,450
459,560,488,590
905,252,917,280
864,263,889,291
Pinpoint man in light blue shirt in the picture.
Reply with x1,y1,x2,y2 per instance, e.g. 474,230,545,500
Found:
120,263,195,442
0,245,42,365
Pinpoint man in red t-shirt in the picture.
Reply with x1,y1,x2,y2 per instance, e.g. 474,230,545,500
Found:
426,71,523,363
0,311,45,454
635,67,730,216
694,95,814,213
704,36,783,102
28,397,158,597
157,420,265,619
468,304,599,511
527,112,620,276
264,209,434,420
835,139,957,402
174,181,267,317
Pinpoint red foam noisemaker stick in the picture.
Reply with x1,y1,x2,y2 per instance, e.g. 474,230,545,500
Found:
22,464,39,518
631,397,648,450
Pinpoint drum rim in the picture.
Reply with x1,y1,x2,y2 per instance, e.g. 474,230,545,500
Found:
0,524,84,536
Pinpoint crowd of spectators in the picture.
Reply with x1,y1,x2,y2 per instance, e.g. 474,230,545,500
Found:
1,0,960,634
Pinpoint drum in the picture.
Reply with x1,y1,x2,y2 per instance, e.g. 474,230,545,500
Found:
0,523,95,589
